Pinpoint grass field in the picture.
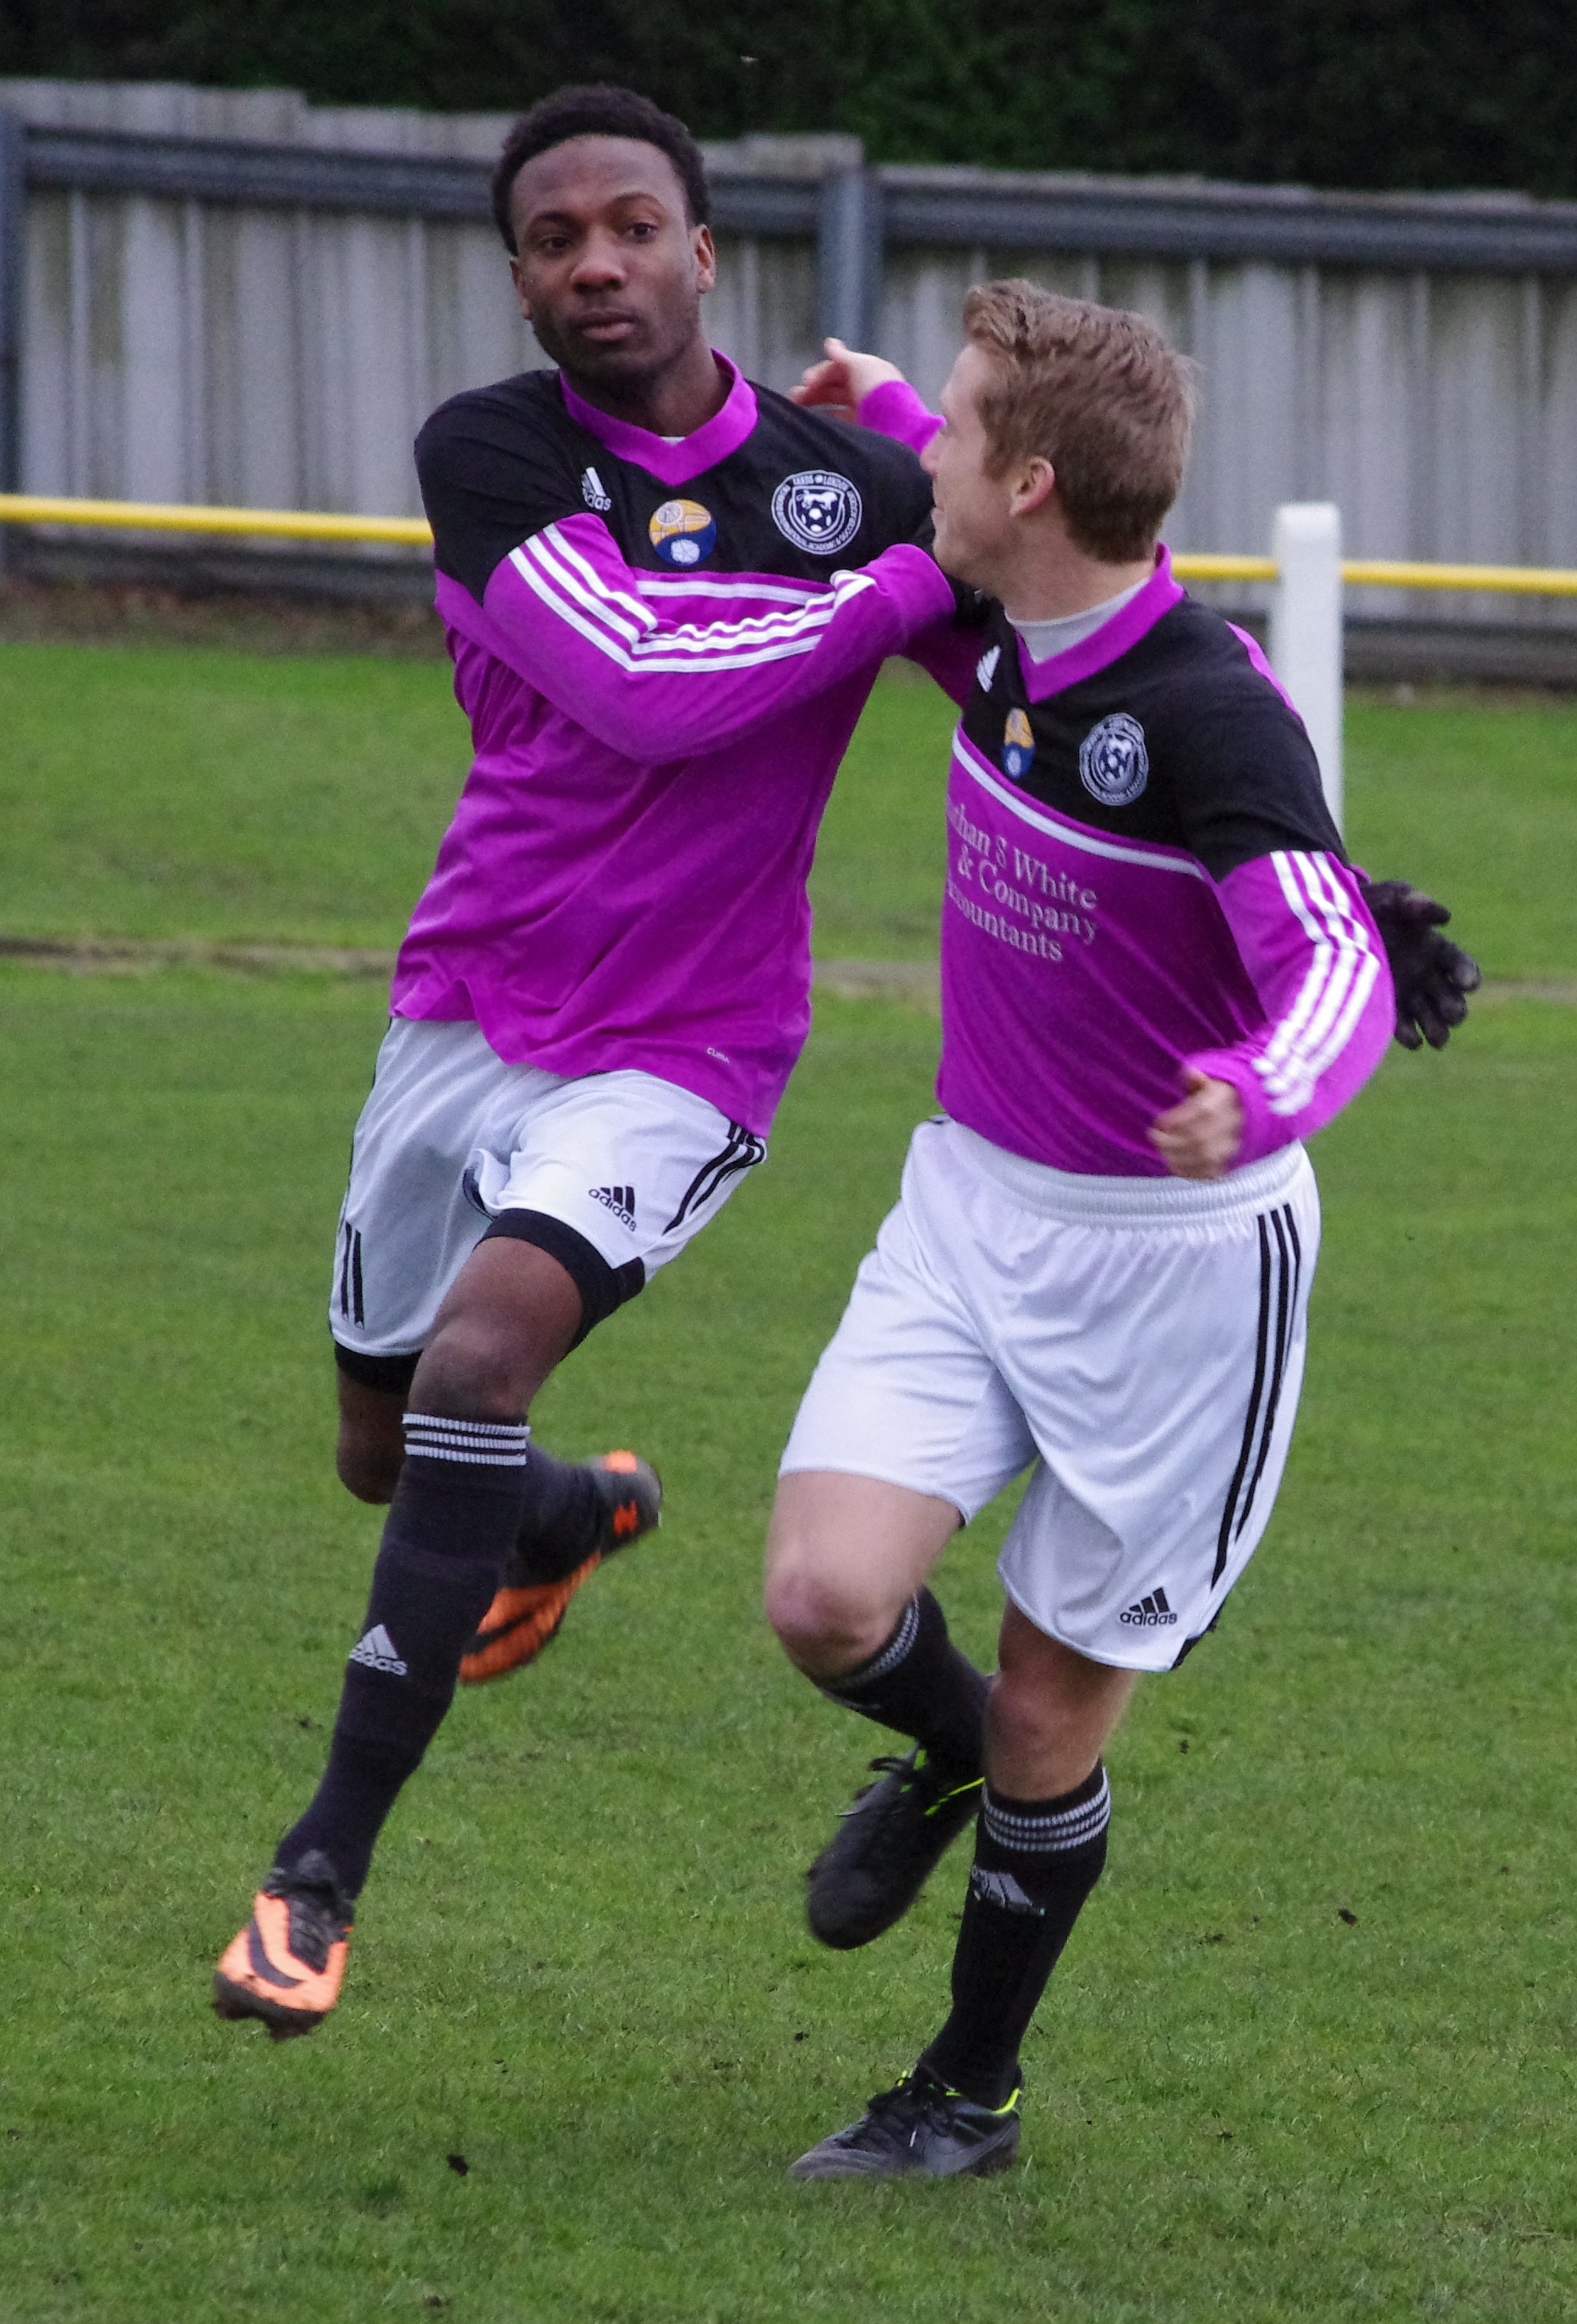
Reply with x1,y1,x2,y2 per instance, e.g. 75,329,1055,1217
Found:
1,643,1575,2321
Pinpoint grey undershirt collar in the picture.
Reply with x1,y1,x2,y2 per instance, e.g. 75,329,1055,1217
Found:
1010,573,1149,663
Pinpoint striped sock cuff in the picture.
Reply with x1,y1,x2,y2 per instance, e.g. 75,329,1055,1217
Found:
983,1765,1111,1855
402,1414,532,1468
819,1596,922,1703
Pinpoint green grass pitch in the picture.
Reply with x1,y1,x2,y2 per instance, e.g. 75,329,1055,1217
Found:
0,643,1574,2321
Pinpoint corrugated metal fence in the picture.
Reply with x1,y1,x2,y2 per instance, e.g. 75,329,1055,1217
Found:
4,78,1577,659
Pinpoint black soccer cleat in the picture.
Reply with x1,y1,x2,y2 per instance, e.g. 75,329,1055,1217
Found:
806,1749,983,1949
790,2067,1021,2181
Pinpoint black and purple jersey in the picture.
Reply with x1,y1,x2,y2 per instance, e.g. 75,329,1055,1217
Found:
860,379,1395,1176
392,354,950,1135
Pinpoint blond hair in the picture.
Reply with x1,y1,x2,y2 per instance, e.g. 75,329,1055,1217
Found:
961,280,1196,562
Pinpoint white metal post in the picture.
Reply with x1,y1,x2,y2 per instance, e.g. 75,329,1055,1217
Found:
1268,502,1344,830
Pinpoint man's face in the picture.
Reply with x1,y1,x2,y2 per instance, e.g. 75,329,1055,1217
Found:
921,342,1024,586
508,135,715,391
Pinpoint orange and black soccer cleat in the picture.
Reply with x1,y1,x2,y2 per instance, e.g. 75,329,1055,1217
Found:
212,1851,353,2040
459,1450,661,1685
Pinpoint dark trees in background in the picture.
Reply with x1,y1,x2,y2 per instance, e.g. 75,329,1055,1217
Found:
3,0,1576,198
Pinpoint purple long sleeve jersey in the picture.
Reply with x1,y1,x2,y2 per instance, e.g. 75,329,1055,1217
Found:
392,354,954,1135
857,379,1395,1176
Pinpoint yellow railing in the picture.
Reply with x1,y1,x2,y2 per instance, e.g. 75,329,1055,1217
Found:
5,494,1577,595
1171,550,1577,594
1172,553,1278,584
0,493,433,547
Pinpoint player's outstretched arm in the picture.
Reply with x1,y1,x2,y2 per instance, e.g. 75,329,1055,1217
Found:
1178,850,1397,1169
441,514,953,760
1359,878,1481,1050
416,402,954,760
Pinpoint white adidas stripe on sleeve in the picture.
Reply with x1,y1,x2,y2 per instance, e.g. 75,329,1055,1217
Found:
1253,850,1379,1115
509,523,870,677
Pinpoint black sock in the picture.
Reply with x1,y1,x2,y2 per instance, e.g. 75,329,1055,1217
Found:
276,1414,532,1897
921,1763,1111,2108
511,1447,607,1585
818,1588,988,1779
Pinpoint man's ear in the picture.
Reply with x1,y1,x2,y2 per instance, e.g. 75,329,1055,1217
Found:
509,256,533,323
1008,457,1057,519
693,223,717,296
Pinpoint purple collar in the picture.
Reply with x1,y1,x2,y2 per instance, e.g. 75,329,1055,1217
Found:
558,351,757,486
1018,545,1184,701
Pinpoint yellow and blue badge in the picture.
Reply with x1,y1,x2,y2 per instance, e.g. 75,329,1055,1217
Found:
1003,707,1035,781
649,497,717,567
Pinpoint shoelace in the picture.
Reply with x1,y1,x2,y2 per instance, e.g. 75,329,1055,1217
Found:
265,1856,351,1970
282,1891,346,1971
848,1752,912,1799
841,1755,939,1862
862,2075,958,2147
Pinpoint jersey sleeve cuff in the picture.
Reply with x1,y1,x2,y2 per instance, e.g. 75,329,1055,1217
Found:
857,379,944,454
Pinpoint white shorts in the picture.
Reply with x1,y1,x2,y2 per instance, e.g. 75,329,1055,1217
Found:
780,1117,1320,1671
331,1017,766,1361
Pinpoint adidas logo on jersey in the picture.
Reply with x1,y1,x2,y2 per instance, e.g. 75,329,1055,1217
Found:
1120,1587,1177,1627
581,465,613,512
975,644,1000,692
348,1623,408,1675
589,1183,637,1231
970,1866,1044,1916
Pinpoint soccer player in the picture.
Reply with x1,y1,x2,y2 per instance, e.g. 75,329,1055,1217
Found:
211,85,962,2038
765,287,1477,2179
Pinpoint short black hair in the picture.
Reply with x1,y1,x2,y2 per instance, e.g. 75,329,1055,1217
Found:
491,84,710,252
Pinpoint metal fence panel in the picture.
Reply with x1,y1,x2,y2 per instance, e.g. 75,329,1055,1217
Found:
4,76,1577,647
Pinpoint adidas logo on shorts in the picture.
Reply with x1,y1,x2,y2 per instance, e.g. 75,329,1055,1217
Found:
1120,1587,1177,1628
589,1183,637,1231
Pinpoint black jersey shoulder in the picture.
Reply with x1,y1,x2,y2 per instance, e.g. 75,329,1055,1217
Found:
961,594,1342,879
415,371,594,602
414,366,934,601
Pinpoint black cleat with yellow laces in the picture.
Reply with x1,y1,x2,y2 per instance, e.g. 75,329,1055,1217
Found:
806,1747,983,1950
790,2067,1021,2180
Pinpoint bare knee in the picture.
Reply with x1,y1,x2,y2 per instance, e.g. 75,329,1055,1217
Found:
412,1314,534,1420
987,1669,1084,1779
764,1471,961,1681
410,1237,583,1419
985,1609,1139,1799
764,1557,896,1677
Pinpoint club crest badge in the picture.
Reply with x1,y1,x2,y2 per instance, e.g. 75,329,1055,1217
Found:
771,469,863,556
649,497,717,567
1079,712,1149,806
1002,707,1035,781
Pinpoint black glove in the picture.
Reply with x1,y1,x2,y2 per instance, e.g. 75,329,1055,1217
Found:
912,511,989,626
1359,879,1481,1051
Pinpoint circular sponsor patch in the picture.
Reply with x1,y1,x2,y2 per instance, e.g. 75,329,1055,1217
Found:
771,469,863,556
649,498,716,567
1002,707,1035,781
1078,711,1149,807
